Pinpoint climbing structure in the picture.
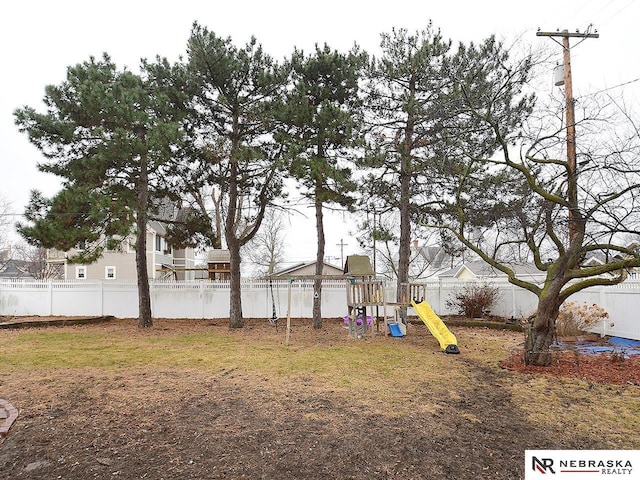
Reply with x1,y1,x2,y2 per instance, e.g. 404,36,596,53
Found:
344,255,392,338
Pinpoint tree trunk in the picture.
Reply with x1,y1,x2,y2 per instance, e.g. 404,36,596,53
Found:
211,188,223,250
396,167,411,323
313,193,324,329
524,292,561,366
228,235,244,328
135,143,153,328
396,79,415,323
135,208,152,328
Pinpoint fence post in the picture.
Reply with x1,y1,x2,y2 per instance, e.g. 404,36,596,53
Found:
200,282,204,320
48,280,53,316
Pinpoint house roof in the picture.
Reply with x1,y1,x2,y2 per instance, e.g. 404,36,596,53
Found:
207,249,231,263
0,259,35,279
415,245,451,269
439,260,544,280
270,261,344,278
148,204,193,237
583,251,625,266
148,220,167,235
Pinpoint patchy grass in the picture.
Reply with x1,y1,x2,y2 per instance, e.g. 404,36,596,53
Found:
1,317,639,479
509,375,640,448
2,323,464,407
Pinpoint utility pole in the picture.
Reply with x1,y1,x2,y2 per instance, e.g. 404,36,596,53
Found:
336,238,347,267
536,28,598,245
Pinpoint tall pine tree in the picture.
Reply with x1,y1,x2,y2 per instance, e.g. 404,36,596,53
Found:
364,26,451,319
15,54,184,327
184,24,290,328
277,44,366,329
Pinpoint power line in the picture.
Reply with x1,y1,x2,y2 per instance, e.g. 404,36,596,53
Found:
577,77,640,98
597,0,636,27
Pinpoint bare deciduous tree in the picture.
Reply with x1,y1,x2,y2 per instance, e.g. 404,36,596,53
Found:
426,56,640,365
245,209,287,277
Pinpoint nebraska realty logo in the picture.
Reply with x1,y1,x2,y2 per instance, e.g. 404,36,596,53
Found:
525,450,639,479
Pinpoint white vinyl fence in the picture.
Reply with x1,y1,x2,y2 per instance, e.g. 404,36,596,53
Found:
1,278,639,340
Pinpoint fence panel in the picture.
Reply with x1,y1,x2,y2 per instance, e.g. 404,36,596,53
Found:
50,281,104,316
0,280,54,316
1,278,639,341
103,281,140,318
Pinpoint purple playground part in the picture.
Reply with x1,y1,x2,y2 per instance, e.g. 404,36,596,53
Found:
343,315,373,326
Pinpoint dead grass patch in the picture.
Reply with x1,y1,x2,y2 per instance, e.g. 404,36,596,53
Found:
1,317,638,479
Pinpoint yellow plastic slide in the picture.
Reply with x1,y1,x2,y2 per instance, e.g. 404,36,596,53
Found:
411,300,460,354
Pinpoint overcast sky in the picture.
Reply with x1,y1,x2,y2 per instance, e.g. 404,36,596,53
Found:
2,0,638,265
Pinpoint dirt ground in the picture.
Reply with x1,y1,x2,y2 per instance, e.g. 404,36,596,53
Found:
1,317,639,480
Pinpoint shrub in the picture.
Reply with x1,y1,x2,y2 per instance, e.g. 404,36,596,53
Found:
445,283,500,318
610,349,626,363
555,301,609,337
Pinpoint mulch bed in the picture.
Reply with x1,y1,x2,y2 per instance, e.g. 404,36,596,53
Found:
500,351,640,385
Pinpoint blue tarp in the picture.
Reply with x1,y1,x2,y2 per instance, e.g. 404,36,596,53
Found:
554,336,640,356
608,337,640,348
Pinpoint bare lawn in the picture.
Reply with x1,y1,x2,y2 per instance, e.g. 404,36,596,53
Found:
1,317,639,480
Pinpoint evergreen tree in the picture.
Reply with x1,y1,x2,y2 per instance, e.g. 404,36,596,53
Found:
363,26,451,319
184,23,290,328
14,54,184,327
277,44,367,329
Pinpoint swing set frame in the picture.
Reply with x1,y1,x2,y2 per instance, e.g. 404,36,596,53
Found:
272,274,428,344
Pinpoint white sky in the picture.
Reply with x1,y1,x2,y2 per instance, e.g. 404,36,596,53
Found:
1,0,638,266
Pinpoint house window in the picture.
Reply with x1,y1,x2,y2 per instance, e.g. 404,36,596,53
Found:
105,266,116,280
76,266,87,279
155,234,172,254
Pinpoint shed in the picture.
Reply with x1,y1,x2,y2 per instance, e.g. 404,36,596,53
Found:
207,249,231,280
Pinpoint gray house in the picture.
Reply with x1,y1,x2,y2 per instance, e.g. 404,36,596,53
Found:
47,220,195,281
0,258,36,280
269,261,344,279
438,260,546,282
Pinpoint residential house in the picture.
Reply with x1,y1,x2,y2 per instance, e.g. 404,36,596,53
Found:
0,258,36,280
269,261,344,279
47,209,196,281
409,242,456,278
583,248,640,281
438,260,546,283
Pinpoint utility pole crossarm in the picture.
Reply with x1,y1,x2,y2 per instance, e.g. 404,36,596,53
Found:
536,31,599,39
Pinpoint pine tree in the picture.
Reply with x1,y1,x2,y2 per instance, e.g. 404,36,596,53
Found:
276,44,367,329
15,54,185,327
364,26,451,320
184,24,290,328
